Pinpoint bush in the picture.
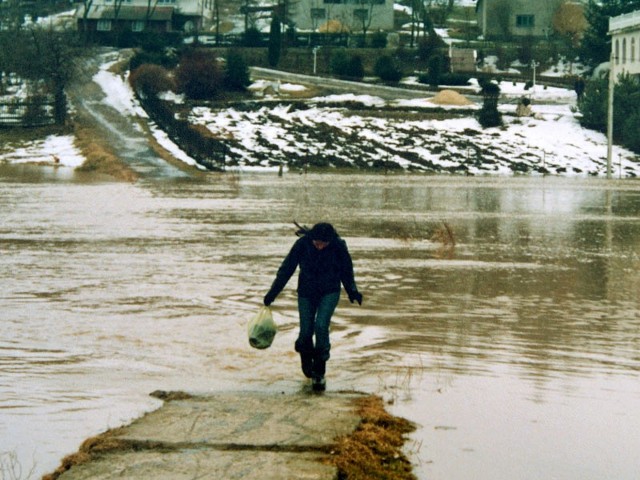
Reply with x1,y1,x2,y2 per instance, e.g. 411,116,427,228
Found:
578,73,640,153
129,64,174,98
330,50,364,79
268,15,281,67
477,105,502,128
225,51,251,91
130,50,178,71
426,55,443,86
439,73,471,86
374,55,402,82
175,49,222,100
423,73,471,86
370,31,387,48
331,49,349,76
578,76,606,131
417,34,445,61
477,81,502,128
518,38,534,65
622,112,640,153
346,54,364,79
138,32,182,52
244,27,263,47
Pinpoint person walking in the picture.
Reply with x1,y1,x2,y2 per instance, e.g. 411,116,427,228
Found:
263,222,362,391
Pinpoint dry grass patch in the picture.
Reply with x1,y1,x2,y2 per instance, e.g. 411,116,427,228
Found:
328,395,417,480
42,391,195,480
73,122,138,182
41,426,128,480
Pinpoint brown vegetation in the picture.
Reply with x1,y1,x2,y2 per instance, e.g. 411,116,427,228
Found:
129,64,175,98
73,122,138,182
327,395,417,480
41,426,128,480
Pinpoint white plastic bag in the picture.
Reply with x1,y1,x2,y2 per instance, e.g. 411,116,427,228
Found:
247,306,277,349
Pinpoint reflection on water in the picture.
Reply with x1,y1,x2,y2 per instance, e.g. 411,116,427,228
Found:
1,165,639,479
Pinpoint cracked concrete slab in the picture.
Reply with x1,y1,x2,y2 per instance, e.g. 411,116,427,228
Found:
55,449,337,480
53,391,367,480
116,392,363,447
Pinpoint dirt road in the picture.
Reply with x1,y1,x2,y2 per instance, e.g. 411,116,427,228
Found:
68,49,193,180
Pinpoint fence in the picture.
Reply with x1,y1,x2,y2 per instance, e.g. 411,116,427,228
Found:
141,95,227,170
0,100,56,127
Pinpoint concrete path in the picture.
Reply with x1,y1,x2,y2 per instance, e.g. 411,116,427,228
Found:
52,391,366,480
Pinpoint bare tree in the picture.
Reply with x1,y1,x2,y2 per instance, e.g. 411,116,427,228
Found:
111,0,127,36
79,0,95,42
6,26,80,125
494,0,512,40
350,0,379,43
241,0,258,33
552,0,587,49
144,0,161,30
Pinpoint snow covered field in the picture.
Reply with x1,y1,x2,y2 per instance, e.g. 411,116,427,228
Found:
1,52,639,177
184,82,639,176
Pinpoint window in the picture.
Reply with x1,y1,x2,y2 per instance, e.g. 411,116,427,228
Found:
311,8,326,19
132,20,144,32
353,8,368,21
515,15,534,28
622,38,627,64
615,39,620,64
97,19,112,31
632,37,636,63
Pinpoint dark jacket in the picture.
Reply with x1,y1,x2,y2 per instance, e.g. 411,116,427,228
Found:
267,234,358,301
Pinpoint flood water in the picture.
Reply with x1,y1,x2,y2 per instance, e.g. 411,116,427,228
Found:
1,164,639,479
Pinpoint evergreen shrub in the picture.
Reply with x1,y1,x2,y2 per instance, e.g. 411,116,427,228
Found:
374,55,402,82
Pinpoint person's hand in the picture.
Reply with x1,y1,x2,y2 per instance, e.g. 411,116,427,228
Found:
263,291,276,306
348,291,363,306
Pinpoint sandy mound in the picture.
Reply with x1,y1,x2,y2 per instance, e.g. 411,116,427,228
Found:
429,89,473,106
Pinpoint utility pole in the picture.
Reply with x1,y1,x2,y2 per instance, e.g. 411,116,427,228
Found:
482,0,487,38
606,50,615,179
313,46,319,74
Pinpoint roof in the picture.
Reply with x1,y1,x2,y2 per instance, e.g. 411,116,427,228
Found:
80,5,174,21
609,9,640,34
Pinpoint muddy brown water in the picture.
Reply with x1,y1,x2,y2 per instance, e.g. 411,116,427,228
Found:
1,164,639,479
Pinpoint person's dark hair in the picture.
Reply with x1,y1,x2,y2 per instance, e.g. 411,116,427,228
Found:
309,223,336,242
294,221,336,242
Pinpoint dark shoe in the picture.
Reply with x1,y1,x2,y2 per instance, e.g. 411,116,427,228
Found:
301,354,314,378
312,376,326,392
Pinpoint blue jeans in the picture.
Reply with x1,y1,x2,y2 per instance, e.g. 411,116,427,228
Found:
295,292,340,377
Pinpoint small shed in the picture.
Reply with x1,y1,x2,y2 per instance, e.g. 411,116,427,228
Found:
449,48,477,73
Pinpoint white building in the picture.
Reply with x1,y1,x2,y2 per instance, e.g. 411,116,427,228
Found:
292,0,394,33
609,9,640,79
